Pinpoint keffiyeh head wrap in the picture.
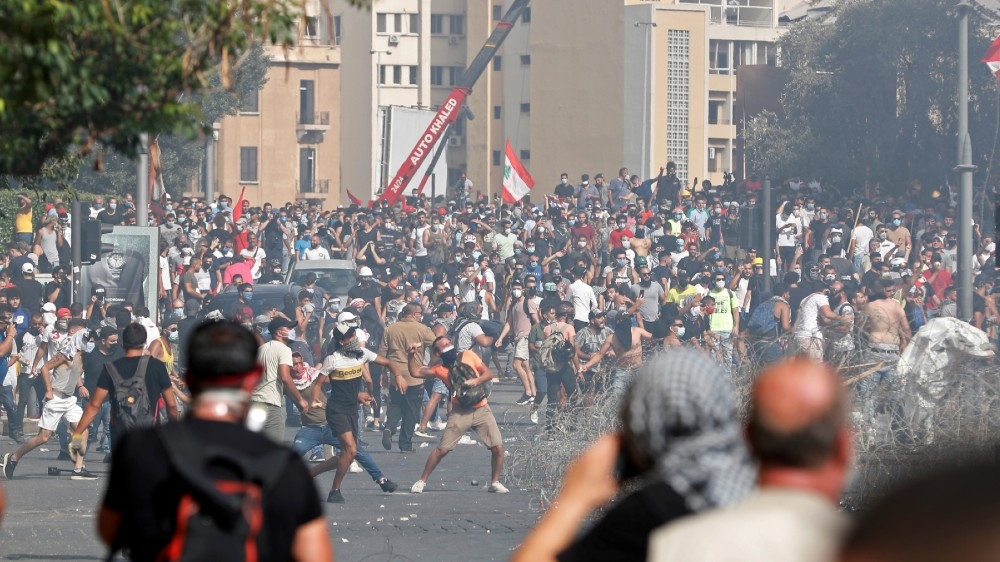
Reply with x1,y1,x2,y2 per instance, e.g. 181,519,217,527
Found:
622,348,755,512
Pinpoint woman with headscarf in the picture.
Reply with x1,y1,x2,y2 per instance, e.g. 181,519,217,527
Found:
511,349,756,562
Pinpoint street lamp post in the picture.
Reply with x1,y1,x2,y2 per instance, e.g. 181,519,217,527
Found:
635,21,657,179
956,3,976,321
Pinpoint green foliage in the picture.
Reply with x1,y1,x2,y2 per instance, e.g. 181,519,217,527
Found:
0,0,299,176
746,0,999,191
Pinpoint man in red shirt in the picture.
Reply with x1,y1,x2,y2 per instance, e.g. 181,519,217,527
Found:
608,215,635,251
920,251,951,311
406,336,508,494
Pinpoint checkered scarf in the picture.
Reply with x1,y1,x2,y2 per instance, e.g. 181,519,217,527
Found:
623,348,756,512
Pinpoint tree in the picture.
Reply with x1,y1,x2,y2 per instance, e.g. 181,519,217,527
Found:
745,0,1000,192
0,0,299,176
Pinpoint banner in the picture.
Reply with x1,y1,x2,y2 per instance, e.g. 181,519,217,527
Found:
79,226,158,316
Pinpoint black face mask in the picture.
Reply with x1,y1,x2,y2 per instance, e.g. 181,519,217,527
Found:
440,347,458,367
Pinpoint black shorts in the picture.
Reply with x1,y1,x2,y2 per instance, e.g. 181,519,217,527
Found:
327,411,359,438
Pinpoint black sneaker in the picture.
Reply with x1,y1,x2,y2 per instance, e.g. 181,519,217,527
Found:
515,393,532,406
0,452,16,480
381,428,392,451
378,478,398,493
326,489,345,503
71,468,98,481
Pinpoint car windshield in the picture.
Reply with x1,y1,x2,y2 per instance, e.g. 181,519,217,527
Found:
293,269,355,296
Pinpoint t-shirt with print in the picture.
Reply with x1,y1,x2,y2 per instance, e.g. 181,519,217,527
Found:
428,350,489,409
321,348,376,412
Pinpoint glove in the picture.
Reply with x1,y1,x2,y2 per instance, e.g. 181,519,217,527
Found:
69,432,86,462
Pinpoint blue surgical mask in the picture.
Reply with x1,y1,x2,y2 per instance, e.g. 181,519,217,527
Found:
168,331,179,343
287,329,297,341
892,219,901,226
243,292,253,301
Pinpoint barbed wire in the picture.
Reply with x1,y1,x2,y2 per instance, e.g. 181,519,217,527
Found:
502,313,1000,510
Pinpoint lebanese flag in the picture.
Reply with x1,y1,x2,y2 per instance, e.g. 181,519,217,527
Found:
502,140,534,204
346,189,362,206
983,35,1000,79
232,185,247,222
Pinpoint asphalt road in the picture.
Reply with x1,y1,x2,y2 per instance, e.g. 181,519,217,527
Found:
0,381,544,561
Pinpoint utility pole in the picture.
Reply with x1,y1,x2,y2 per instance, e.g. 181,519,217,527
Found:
635,21,657,179
137,133,149,227
205,126,217,208
956,3,976,321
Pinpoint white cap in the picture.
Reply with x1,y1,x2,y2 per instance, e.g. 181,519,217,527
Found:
358,266,373,277
337,311,359,323
41,302,56,312
333,322,355,339
21,262,34,274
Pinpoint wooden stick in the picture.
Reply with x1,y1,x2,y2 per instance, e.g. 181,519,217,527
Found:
842,362,885,387
846,201,864,256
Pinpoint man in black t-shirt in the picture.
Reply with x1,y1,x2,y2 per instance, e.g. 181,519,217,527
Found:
348,267,382,314
81,327,123,451
73,323,179,451
97,321,332,561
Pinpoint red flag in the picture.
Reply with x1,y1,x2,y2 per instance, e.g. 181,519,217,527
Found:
983,35,1000,79
346,189,362,206
232,185,247,222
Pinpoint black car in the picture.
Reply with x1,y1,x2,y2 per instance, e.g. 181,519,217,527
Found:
207,283,303,320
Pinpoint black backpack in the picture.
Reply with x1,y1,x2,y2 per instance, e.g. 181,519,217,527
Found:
448,356,490,408
105,356,155,431
153,422,289,562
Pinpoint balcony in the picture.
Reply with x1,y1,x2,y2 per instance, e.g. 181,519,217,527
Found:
296,112,330,143
298,179,331,195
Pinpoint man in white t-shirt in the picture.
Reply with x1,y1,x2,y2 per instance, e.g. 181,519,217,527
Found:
303,235,331,261
851,222,874,270
566,267,598,330
253,317,309,443
791,283,841,360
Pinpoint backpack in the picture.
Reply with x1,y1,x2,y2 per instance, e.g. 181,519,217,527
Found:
539,325,574,373
746,296,784,337
448,356,491,408
105,356,155,431
154,423,289,562
384,299,406,327
449,316,503,345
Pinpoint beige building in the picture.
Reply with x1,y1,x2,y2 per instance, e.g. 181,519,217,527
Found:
213,6,343,209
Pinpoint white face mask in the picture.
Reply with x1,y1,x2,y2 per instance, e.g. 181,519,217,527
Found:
512,289,523,298
302,303,315,314
676,326,686,337
578,241,587,248
715,280,725,289
622,240,631,249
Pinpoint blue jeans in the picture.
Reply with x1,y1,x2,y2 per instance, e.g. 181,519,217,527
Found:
0,385,16,433
89,401,112,450
611,368,634,395
292,424,384,482
533,367,548,403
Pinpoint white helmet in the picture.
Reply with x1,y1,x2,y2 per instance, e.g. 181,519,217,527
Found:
358,266,373,277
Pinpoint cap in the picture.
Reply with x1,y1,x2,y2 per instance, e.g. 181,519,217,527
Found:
349,298,367,308
267,317,296,334
336,311,359,323
752,257,764,266
358,266,373,277
544,282,558,292
41,302,56,313
56,308,72,319
253,314,271,326
21,262,34,274
332,323,356,340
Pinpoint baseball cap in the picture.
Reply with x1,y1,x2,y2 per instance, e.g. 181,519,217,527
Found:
332,323,356,340
56,308,72,319
41,302,56,313
337,311,359,324
267,317,296,334
752,257,764,266
253,314,271,326
21,262,34,274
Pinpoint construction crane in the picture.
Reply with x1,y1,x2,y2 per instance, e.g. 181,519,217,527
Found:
376,0,530,206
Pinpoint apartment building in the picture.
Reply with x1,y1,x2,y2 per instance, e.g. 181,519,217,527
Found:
213,4,343,208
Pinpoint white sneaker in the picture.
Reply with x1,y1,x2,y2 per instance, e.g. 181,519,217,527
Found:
457,434,477,445
410,480,426,494
349,461,363,473
430,420,448,431
413,430,434,439
529,409,539,424
488,481,509,494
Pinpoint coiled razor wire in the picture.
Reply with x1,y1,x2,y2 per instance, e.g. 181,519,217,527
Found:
502,319,1000,511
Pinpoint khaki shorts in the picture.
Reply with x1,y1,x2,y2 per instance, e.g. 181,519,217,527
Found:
513,336,529,361
439,404,503,451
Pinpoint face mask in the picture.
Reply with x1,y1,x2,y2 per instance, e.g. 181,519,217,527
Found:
561,178,569,185
568,219,577,226
243,292,253,301
824,275,837,283
168,331,179,343
432,224,440,231
302,303,315,314
793,268,802,276
287,329,297,341
55,320,69,332
164,221,174,228
715,280,725,289
892,219,901,227
538,227,546,234
108,203,117,210
622,240,631,249
505,228,512,235
832,236,842,243
617,258,628,267
676,327,686,337
526,246,535,253
578,241,587,248
173,307,184,317
512,289,523,298
440,345,457,367
690,306,701,316
514,249,522,256
818,212,828,220
674,214,682,220
85,341,96,353
807,204,815,211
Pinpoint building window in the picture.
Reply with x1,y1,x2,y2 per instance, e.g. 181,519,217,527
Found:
707,147,719,173
493,55,502,71
448,66,462,86
240,147,258,182
520,54,530,66
304,16,318,38
493,105,502,119
492,150,502,167
376,13,387,33
239,90,259,113
299,80,315,124
379,65,387,85
334,16,342,45
409,65,418,85
667,30,691,181
300,148,316,192
520,150,530,160
409,13,419,34
449,15,464,35
393,65,402,85
394,13,402,34
430,66,444,86
708,100,723,125
520,103,530,114
493,4,502,20
522,7,531,23
431,14,444,34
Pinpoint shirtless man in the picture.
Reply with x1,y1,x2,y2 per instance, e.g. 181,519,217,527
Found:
859,278,911,429
630,229,652,260
579,312,653,394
